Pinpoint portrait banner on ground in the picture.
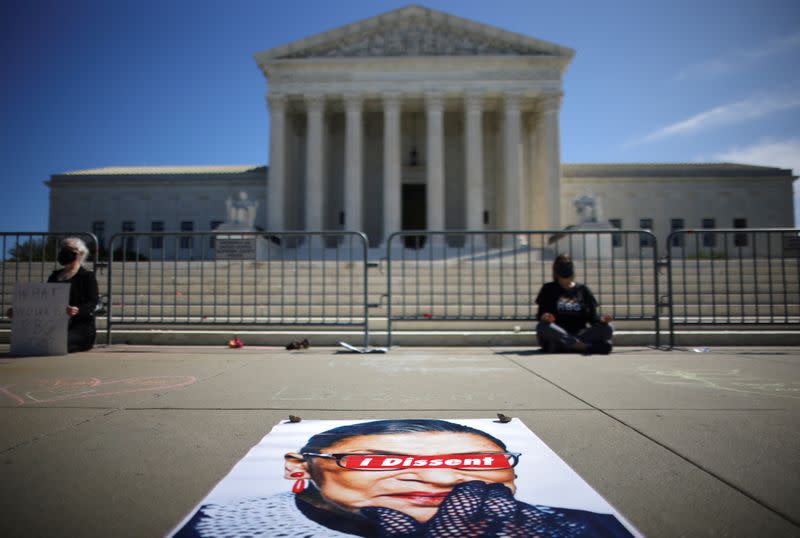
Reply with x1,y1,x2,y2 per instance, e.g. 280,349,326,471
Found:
170,418,642,537
10,283,70,356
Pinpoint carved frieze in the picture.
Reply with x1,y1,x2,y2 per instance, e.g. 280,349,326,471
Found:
281,18,543,59
268,68,560,85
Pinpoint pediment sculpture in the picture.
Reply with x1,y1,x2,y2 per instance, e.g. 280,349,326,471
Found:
282,20,540,59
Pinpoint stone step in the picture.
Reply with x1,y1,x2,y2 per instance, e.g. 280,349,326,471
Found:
2,258,795,269
5,276,796,292
9,266,797,280
21,266,790,277
5,286,795,305
2,328,794,347
69,280,800,293
100,303,796,317
93,318,663,330
98,291,670,302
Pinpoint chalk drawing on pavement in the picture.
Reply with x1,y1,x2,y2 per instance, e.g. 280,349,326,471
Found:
638,366,800,399
0,376,198,405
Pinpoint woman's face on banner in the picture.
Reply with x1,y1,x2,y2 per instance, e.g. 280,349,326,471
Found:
309,432,516,522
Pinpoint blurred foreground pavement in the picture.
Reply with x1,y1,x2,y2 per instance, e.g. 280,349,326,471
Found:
0,345,798,537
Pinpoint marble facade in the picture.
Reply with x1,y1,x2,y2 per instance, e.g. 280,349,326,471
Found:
46,5,796,257
255,5,572,247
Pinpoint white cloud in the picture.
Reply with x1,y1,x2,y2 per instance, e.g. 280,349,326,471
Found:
629,93,800,146
707,138,800,227
708,138,800,173
675,31,800,81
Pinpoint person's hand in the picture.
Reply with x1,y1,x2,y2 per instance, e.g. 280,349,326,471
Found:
541,312,555,323
601,313,613,323
361,480,574,537
66,306,79,316
5,308,12,319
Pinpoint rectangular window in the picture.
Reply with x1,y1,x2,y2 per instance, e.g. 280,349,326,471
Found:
209,220,224,249
734,218,748,247
122,221,136,252
639,218,654,247
609,219,622,247
180,221,194,249
92,221,105,248
702,218,716,248
151,221,164,249
671,218,685,247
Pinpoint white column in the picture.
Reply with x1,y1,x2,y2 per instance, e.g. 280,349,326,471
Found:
503,93,523,231
540,94,562,228
382,92,402,246
344,93,363,232
305,94,325,232
464,92,484,231
425,92,445,233
528,112,548,229
267,93,286,231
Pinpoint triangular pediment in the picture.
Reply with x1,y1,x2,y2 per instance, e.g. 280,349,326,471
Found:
256,5,574,61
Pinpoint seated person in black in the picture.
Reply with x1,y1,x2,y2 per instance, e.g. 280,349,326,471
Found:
535,254,613,354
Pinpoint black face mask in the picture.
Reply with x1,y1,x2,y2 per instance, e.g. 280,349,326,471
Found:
58,248,78,266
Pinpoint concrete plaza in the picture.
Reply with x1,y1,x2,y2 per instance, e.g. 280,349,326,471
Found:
1,344,798,537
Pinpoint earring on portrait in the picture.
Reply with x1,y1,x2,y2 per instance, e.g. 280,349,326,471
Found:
290,472,306,493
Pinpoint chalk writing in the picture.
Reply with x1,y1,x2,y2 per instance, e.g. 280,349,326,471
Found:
638,365,800,400
271,385,495,403
0,376,198,405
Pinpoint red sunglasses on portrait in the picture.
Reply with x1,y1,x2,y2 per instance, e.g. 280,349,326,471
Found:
302,452,521,471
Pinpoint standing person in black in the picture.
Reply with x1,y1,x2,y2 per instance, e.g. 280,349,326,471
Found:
47,237,99,352
535,254,613,354
5,237,98,352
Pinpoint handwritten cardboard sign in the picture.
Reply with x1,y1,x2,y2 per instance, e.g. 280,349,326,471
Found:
10,283,70,356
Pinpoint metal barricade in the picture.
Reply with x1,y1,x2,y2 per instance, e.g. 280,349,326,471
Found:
0,232,100,318
666,228,800,347
105,231,370,347
385,230,660,348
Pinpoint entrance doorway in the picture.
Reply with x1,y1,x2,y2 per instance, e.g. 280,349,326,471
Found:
402,184,426,249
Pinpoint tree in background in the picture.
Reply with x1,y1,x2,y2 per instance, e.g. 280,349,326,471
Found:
7,236,61,262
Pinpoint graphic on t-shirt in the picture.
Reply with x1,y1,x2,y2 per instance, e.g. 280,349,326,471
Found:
557,295,583,313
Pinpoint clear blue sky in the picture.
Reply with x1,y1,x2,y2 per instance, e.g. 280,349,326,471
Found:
1,0,798,231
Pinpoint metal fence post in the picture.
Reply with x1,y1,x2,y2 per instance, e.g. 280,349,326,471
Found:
666,231,676,349
386,232,395,349
665,228,799,346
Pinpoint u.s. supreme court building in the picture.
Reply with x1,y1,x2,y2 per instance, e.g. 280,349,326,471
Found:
47,5,796,255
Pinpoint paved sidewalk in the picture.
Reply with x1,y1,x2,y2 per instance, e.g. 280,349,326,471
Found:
1,345,798,537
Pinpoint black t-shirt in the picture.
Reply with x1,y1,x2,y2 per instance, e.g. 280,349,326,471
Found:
535,281,600,335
